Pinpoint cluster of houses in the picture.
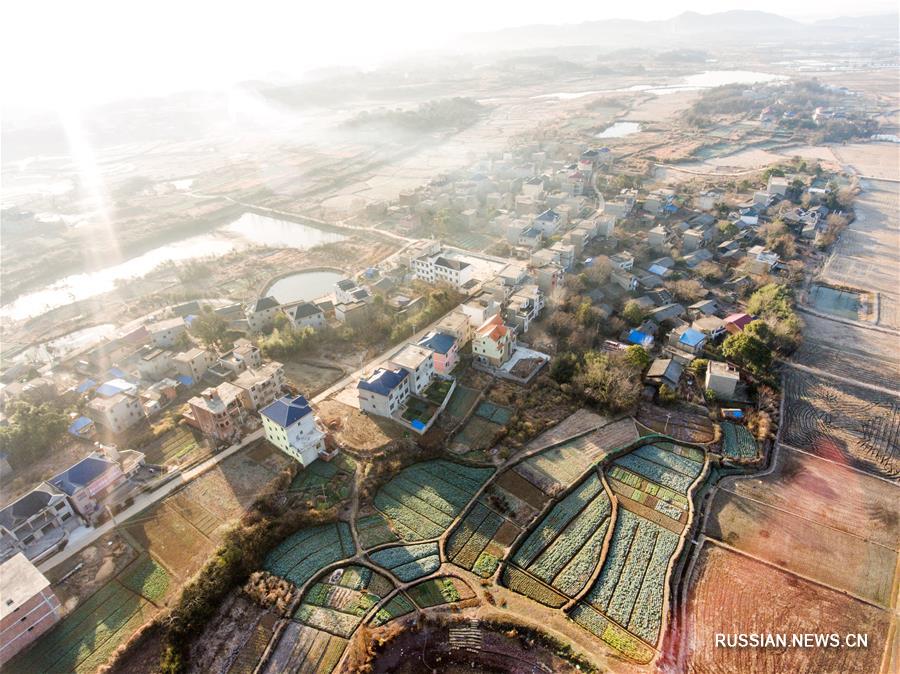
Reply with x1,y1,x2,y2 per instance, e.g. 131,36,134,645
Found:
1,446,148,565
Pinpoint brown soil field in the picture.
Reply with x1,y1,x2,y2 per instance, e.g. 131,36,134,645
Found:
281,359,343,398
791,339,900,393
795,313,899,365
49,532,139,614
704,489,897,607
679,542,892,674
637,404,714,443
317,399,402,452
719,445,900,550
123,502,217,580
781,370,900,480
524,409,611,452
188,592,278,674
832,142,900,180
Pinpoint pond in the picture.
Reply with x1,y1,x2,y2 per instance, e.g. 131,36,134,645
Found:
1,213,347,321
595,121,641,139
12,323,117,365
268,270,344,305
809,284,860,320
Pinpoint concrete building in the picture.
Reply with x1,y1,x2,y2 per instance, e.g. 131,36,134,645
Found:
0,485,80,563
0,554,62,666
260,395,326,466
245,297,281,333
87,392,145,434
172,347,212,383
136,347,173,381
706,360,740,399
472,315,513,367
416,332,459,375
334,301,369,328
436,310,473,347
147,318,186,348
218,339,262,374
232,362,285,411
389,344,435,395
460,293,500,328
357,368,411,418
186,383,246,444
506,285,544,333
412,254,474,288
47,451,138,520
285,302,326,331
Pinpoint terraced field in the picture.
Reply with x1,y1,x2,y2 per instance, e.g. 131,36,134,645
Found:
506,472,613,598
264,523,355,588
407,576,475,608
259,622,348,674
371,460,493,541
294,565,394,638
369,542,441,582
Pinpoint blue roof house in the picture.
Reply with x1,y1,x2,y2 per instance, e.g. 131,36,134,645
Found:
627,329,654,348
357,368,410,418
260,395,326,466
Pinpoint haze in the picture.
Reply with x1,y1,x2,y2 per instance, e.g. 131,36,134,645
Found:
3,0,896,113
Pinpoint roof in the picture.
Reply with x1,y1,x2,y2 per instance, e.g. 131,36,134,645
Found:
336,279,357,290
357,368,408,396
49,455,118,495
175,375,194,387
391,344,433,371
1,554,52,621
535,209,560,222
0,484,63,528
725,312,753,330
434,257,471,271
350,288,371,301
647,358,683,384
476,314,509,342
417,332,457,355
679,328,707,348
68,416,94,434
289,302,323,319
149,317,185,332
627,330,652,346
75,378,96,394
250,296,279,313
95,378,136,398
260,395,313,428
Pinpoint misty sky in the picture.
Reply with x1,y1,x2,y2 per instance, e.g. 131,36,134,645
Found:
2,0,896,111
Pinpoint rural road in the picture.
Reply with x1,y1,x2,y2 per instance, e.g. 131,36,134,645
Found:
38,428,263,574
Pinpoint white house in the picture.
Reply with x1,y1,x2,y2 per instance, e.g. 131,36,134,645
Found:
411,254,474,288
147,318,186,348
286,302,326,331
260,395,326,466
245,297,280,333
87,393,145,433
389,344,435,395
357,368,411,417
533,209,562,236
172,347,212,382
706,360,740,399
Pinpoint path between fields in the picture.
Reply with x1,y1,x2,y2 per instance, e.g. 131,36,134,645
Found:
784,361,900,396
38,429,263,574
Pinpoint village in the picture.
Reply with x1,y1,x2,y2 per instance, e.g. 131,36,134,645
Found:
0,16,897,671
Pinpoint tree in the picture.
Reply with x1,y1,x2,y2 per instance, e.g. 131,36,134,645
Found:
623,345,651,371
190,307,230,350
721,322,772,375
550,352,579,384
573,351,642,412
622,300,646,327
689,358,709,378
658,384,678,405
695,262,723,282
0,401,68,468
666,279,707,303
760,219,796,259
583,258,612,286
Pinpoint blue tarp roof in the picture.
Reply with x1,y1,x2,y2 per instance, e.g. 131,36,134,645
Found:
96,379,133,398
260,395,313,427
648,264,668,276
679,328,706,347
175,375,193,387
107,367,128,379
417,332,456,355
357,368,408,396
76,379,96,394
627,330,652,346
68,416,94,435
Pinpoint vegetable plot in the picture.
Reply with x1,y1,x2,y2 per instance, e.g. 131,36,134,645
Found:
264,522,355,588
369,542,441,582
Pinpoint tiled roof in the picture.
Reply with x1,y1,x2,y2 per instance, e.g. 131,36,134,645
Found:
417,332,456,355
251,296,279,312
357,368,408,397
260,395,313,427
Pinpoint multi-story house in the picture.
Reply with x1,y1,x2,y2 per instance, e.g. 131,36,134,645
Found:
0,484,80,563
87,392,145,434
472,315,513,368
186,383,246,444
357,368,411,418
0,554,62,665
260,395,327,466
416,332,459,375
245,296,280,333
172,347,212,383
232,361,285,411
389,344,435,396
285,302,326,331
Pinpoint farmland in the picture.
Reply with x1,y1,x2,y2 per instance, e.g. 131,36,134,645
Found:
704,485,897,607
260,621,348,674
782,369,900,480
720,422,758,461
406,576,475,608
508,472,613,597
371,460,493,541
370,592,416,626
265,522,355,588
637,404,715,443
141,426,209,466
287,454,356,508
294,565,395,638
369,542,441,582
6,578,157,674
679,542,892,674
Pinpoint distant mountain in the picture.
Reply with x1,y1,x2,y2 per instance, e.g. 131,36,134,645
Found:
813,13,900,31
459,10,897,52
